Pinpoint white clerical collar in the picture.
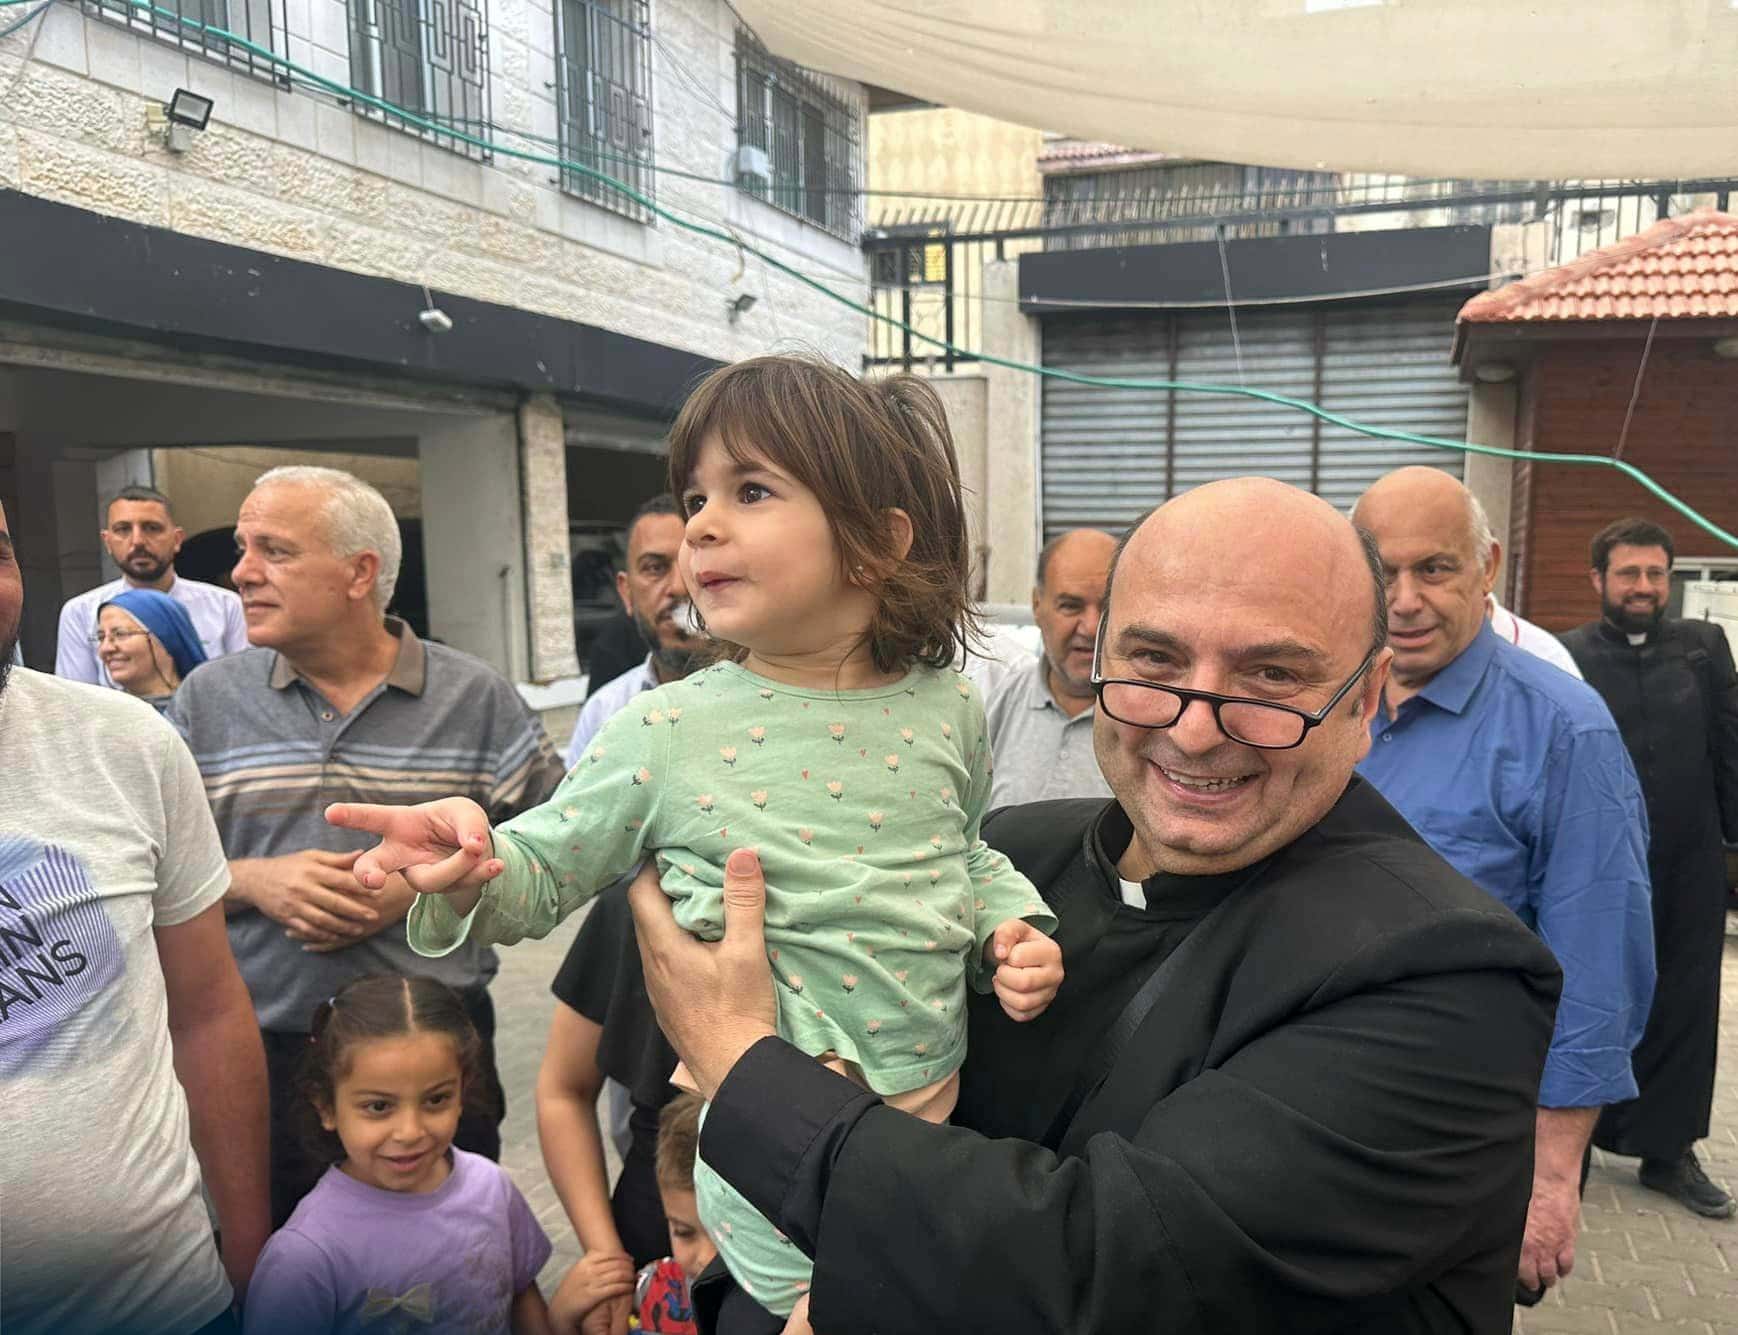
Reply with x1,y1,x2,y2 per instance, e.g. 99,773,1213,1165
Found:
1118,877,1147,909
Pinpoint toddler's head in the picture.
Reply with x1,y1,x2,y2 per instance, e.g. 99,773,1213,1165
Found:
667,355,976,675
298,974,488,1195
655,1093,717,1282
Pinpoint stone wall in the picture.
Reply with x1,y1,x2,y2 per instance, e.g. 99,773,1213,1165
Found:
0,0,869,368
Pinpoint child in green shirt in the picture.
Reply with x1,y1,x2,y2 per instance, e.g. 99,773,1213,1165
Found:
331,355,1063,1332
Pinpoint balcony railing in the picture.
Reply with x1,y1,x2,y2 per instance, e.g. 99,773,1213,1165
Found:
865,177,1738,369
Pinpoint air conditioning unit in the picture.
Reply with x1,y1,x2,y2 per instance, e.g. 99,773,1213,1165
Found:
733,145,772,187
1682,580,1738,658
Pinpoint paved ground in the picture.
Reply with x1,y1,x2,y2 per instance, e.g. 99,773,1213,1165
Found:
488,906,1738,1329
488,907,593,1297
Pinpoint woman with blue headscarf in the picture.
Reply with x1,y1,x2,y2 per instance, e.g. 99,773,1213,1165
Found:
93,587,209,712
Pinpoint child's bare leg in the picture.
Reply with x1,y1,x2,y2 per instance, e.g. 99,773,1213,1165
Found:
780,1290,814,1335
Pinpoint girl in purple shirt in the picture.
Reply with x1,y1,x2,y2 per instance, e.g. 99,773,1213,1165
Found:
244,976,553,1334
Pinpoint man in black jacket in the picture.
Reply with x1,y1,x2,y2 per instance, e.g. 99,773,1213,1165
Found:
629,478,1563,1334
1561,517,1738,1219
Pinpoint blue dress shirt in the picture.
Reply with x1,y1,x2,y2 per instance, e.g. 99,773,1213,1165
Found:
1358,622,1654,1108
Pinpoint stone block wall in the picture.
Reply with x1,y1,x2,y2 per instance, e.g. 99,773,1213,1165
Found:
0,0,869,369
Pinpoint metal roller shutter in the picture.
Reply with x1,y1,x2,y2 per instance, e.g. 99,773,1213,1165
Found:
1040,300,1469,537
1038,318,1173,534
1170,310,1316,498
1315,299,1469,512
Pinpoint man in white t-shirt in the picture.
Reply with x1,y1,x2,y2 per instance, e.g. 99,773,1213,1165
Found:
55,485,248,686
0,500,270,1334
1488,592,1583,679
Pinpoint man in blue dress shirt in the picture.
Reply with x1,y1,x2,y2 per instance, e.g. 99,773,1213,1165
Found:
1353,467,1654,1304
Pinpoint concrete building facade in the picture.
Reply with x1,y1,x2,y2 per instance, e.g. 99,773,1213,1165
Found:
0,0,868,695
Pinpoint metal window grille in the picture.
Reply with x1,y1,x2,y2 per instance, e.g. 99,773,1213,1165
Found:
864,177,1738,368
554,0,654,221
81,0,289,83
734,28,861,241
1041,164,1341,249
346,0,490,160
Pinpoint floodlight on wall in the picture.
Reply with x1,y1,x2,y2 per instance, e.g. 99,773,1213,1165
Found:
1712,336,1738,359
1472,361,1517,383
164,88,213,153
727,293,757,324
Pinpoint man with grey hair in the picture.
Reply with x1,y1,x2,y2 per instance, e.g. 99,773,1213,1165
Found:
1351,465,1654,1307
167,466,565,1225
982,528,1117,807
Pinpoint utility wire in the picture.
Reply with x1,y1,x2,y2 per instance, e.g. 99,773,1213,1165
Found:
1214,223,1245,386
1613,311,1659,462
0,0,50,39
7,0,1734,552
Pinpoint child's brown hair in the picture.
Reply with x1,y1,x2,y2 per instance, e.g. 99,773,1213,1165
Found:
295,974,493,1161
666,355,978,674
655,1092,704,1193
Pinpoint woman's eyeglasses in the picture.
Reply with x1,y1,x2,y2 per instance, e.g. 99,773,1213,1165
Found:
89,629,150,647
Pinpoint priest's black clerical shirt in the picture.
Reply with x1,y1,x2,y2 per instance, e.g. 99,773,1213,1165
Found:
699,778,1562,1334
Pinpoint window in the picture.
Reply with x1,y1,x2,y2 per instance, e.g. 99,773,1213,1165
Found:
555,0,654,220
82,0,287,81
734,29,862,241
346,0,490,158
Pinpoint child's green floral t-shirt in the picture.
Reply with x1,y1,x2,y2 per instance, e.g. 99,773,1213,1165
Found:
409,661,1054,1096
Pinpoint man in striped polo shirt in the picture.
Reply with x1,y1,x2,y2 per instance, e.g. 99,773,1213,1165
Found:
167,465,565,1226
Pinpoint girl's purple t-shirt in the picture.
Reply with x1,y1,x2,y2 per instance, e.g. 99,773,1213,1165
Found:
244,1148,551,1334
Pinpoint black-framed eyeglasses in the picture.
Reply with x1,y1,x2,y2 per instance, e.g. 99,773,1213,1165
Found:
1090,621,1380,751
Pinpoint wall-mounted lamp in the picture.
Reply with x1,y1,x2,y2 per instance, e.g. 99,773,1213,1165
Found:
1472,361,1517,384
418,283,453,334
1712,336,1738,359
727,293,757,324
164,88,213,152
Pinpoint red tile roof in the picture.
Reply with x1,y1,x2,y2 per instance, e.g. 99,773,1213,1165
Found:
1459,209,1738,324
1037,140,1176,173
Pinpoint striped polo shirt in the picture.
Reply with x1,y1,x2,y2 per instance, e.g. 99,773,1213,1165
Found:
166,618,566,1033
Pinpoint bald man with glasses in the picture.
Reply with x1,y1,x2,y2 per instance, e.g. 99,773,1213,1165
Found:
624,478,1565,1335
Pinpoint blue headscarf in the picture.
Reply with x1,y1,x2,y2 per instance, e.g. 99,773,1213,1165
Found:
100,588,208,683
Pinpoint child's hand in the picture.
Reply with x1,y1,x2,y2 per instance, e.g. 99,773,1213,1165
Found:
324,797,502,896
548,1252,635,1335
985,919,1064,1022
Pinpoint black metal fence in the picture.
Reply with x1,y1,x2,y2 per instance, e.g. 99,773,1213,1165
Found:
555,0,654,220
734,28,861,242
82,0,290,83
345,0,490,159
865,177,1738,369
